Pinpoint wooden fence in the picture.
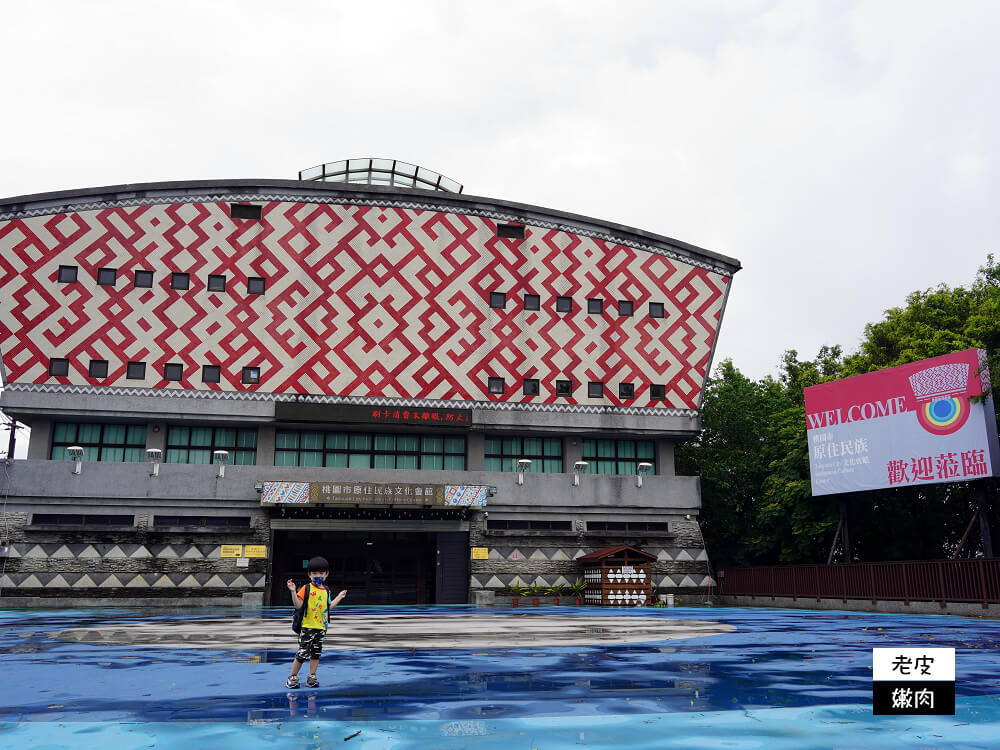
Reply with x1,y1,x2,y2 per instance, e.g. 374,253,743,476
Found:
717,559,1000,609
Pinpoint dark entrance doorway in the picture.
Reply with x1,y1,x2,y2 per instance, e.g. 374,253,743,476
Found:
271,530,436,605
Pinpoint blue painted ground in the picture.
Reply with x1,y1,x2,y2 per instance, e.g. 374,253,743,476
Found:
1,605,998,748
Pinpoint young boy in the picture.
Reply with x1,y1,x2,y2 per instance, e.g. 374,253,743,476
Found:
286,556,347,689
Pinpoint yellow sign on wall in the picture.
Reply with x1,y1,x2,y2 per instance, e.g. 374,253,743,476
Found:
244,545,267,558
471,547,489,560
220,545,244,558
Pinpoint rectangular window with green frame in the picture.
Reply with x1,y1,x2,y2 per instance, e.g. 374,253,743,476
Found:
580,438,655,475
50,422,147,462
484,435,562,472
165,425,257,465
274,430,466,469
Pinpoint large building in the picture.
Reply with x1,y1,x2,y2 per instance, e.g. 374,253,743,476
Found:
0,159,740,605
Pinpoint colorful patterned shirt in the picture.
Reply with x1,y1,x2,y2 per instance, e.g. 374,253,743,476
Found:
296,585,330,630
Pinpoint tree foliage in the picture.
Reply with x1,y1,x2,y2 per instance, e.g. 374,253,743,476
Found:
683,255,1000,568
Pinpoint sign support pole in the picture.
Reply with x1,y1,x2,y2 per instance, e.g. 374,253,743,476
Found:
977,483,994,558
840,496,853,563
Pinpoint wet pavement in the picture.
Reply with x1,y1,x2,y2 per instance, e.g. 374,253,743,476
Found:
1,605,999,748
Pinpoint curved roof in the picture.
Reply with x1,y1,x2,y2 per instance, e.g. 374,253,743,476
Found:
0,179,741,275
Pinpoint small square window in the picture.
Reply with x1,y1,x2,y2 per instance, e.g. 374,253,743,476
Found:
48,358,69,377
556,379,573,397
588,381,604,398
97,267,117,286
241,366,261,385
618,300,634,316
57,265,78,283
587,298,603,314
88,359,109,378
207,274,227,292
619,382,635,399
523,294,540,311
163,363,183,381
247,277,266,295
171,272,190,290
497,223,525,239
650,384,666,400
126,361,146,380
556,296,573,313
488,377,505,394
523,378,540,396
203,365,221,383
230,203,263,220
134,270,154,288
489,292,506,309
649,302,665,318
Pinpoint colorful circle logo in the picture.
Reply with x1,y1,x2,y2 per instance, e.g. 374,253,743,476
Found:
916,397,970,435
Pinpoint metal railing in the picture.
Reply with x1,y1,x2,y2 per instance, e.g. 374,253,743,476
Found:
718,559,1000,609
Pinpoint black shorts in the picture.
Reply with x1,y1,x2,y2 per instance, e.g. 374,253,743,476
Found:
295,627,326,662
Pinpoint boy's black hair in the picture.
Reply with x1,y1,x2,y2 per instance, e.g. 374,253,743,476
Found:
307,556,330,573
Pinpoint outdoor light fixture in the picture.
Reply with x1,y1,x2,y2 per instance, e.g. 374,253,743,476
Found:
146,448,162,477
254,481,264,492
516,458,532,485
67,445,84,475
213,450,230,478
573,460,588,486
636,462,653,488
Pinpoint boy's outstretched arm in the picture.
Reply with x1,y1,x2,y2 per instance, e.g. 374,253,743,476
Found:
332,589,348,606
287,579,304,608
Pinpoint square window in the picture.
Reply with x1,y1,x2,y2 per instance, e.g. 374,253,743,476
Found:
88,359,109,378
588,381,604,398
247,277,266,295
134,269,154,288
556,379,573,397
587,298,603,314
487,377,505,394
207,274,227,292
171,272,190,290
523,378,540,396
523,293,540,310
556,296,573,313
97,267,117,286
203,365,221,383
489,291,506,309
126,361,146,379
48,358,69,376
650,384,666,400
619,382,635,399
497,223,525,239
230,203,263,220
241,366,261,385
649,302,665,318
618,300,634,316
57,265,78,283
163,363,183,381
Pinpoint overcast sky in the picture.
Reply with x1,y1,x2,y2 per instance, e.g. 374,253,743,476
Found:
1,0,998,456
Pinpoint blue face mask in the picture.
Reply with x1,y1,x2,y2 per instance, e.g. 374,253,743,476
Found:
310,576,325,586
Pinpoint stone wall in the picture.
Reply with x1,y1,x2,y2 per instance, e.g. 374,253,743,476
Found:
0,511,269,606
467,515,714,599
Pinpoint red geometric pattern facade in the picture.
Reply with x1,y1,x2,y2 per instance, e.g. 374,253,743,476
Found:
0,198,730,410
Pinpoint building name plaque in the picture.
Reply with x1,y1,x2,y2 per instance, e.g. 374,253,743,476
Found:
275,402,471,426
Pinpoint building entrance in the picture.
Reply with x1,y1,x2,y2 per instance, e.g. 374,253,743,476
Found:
271,530,436,605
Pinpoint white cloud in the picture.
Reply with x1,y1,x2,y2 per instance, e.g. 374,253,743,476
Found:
1,0,997,386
